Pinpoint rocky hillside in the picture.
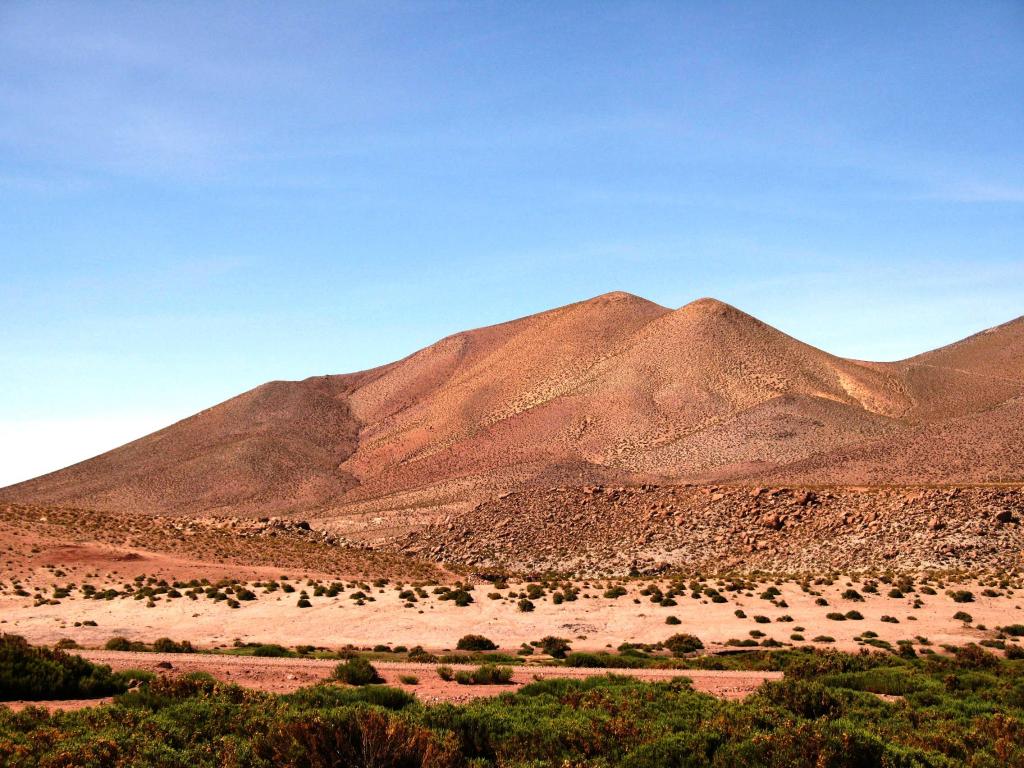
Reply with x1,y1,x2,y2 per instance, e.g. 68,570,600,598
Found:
398,485,1024,576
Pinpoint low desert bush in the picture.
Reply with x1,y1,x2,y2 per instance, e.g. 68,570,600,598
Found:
539,636,572,659
332,657,383,686
453,665,514,685
664,633,704,656
456,634,497,651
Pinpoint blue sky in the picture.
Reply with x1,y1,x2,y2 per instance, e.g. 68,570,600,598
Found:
1,1,1022,485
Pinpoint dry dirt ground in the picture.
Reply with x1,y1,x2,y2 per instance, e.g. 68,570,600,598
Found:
3,576,1021,657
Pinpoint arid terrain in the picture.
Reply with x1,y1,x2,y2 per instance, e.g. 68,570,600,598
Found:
2,294,1023,714
3,293,1022,530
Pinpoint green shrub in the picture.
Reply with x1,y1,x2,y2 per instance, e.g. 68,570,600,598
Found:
439,588,474,606
332,657,383,686
539,636,572,659
151,637,194,653
104,636,139,651
453,665,514,685
0,634,132,700
664,633,704,656
408,645,438,663
436,664,454,681
564,652,610,668
456,634,497,651
948,590,974,603
251,643,291,657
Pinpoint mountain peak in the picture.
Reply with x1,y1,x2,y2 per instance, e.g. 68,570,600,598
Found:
3,297,1022,516
677,296,741,315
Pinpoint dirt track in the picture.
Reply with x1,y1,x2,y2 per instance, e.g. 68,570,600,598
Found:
29,650,778,706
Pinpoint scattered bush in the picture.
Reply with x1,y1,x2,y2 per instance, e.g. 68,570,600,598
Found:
104,636,140,651
664,633,704,656
332,657,383,686
407,645,438,663
453,665,514,685
152,637,194,654
539,636,572,659
456,634,497,651
251,644,291,657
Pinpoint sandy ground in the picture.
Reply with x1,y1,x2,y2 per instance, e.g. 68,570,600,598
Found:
2,650,782,712
3,579,1021,655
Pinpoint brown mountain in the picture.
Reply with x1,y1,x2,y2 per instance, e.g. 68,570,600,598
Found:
3,293,1022,530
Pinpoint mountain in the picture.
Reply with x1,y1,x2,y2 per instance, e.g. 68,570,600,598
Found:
3,293,1022,530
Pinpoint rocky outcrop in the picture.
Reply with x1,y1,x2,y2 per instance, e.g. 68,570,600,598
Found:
398,485,1024,576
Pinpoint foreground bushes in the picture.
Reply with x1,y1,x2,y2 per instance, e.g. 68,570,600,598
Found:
0,634,134,700
2,641,1024,766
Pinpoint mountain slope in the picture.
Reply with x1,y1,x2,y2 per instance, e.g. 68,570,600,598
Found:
2,294,1021,521
3,374,372,515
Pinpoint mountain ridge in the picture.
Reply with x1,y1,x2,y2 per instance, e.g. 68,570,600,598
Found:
3,293,1022,525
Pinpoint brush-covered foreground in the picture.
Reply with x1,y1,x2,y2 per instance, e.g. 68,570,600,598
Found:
3,639,1024,767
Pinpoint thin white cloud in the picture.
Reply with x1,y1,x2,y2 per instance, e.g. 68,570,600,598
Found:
935,181,1024,203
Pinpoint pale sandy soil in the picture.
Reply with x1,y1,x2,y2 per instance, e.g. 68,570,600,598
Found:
2,580,1021,655
2,650,781,712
